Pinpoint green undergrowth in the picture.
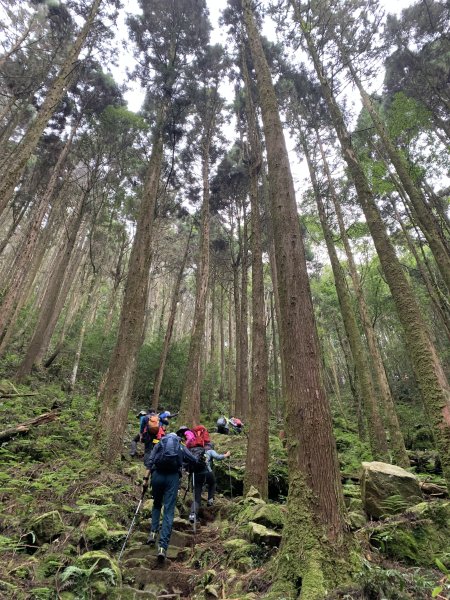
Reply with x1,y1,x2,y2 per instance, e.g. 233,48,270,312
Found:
1,377,449,599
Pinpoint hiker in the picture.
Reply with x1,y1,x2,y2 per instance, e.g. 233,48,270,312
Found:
216,416,229,434
229,416,243,434
203,442,231,508
140,411,166,464
130,410,155,457
158,410,178,430
142,432,200,561
175,425,196,447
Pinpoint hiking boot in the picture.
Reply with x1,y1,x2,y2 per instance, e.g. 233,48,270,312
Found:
157,546,167,562
145,531,158,545
189,513,196,523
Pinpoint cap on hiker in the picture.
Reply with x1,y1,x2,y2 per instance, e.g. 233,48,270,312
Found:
176,426,189,437
137,410,147,417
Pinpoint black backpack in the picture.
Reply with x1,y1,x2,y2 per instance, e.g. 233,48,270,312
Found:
188,445,207,473
153,435,182,474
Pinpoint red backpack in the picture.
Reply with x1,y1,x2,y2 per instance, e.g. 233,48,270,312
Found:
186,425,210,448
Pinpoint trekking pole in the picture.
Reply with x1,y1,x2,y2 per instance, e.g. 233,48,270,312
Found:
192,471,197,535
228,460,233,501
118,494,144,563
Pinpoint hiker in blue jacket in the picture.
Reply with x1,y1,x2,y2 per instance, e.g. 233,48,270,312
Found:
142,432,200,561
188,443,231,523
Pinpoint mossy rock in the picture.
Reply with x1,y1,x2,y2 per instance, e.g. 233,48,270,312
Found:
224,538,258,572
348,511,367,530
84,516,109,546
30,511,64,544
348,498,363,512
75,550,122,585
112,587,157,599
251,503,285,530
361,461,422,518
369,500,450,566
247,522,282,547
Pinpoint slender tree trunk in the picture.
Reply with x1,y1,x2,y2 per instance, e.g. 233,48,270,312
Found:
228,291,235,413
239,202,249,421
346,61,450,293
301,131,389,460
295,3,450,487
219,285,225,403
270,291,280,419
392,201,450,340
233,259,242,415
0,120,78,345
242,1,346,595
0,0,102,217
241,52,269,498
316,134,409,468
152,227,192,410
178,137,212,426
15,195,86,380
98,114,165,463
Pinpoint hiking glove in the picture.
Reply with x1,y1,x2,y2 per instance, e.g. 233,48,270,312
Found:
142,477,149,495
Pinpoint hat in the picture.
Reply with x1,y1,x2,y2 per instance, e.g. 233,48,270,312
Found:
176,426,189,437
137,410,147,418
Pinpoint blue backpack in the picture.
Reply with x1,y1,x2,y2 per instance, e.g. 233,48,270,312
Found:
154,434,182,474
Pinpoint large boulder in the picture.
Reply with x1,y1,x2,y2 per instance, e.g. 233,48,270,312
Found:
361,461,422,519
30,511,64,544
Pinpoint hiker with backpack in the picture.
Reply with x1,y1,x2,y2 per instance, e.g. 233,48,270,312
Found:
140,411,165,463
130,410,156,457
142,432,201,562
229,416,243,434
216,416,229,434
202,442,231,508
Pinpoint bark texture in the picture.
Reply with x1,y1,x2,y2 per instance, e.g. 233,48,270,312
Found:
294,2,450,487
242,1,347,595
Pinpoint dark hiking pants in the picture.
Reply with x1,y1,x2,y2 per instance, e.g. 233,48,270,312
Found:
150,471,180,550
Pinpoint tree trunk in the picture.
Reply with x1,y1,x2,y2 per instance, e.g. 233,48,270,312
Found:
152,227,192,410
347,61,450,294
301,130,389,460
0,0,102,217
98,115,165,463
270,291,280,419
242,1,346,595
295,4,450,487
316,134,409,468
15,195,86,381
178,138,212,426
242,50,269,499
219,285,225,403
0,120,78,346
239,201,249,421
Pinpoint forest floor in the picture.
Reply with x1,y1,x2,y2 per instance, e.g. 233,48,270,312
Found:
0,379,449,599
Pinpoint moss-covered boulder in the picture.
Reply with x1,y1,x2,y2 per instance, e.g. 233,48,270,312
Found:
30,511,64,544
247,522,282,547
251,503,285,530
75,550,121,586
84,516,109,546
348,511,367,530
361,461,422,519
368,500,450,566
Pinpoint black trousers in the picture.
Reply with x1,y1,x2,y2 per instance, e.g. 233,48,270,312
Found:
190,471,216,515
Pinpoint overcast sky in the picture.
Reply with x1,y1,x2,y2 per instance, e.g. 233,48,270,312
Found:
110,0,415,195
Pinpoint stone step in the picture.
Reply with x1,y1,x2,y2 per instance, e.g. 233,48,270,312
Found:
125,567,194,596
122,545,189,562
132,529,193,549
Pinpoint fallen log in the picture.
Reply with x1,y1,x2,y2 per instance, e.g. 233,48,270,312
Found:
0,393,38,398
420,481,448,498
0,411,60,443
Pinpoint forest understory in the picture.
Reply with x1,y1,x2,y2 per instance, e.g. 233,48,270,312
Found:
1,0,450,598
